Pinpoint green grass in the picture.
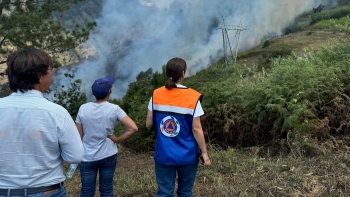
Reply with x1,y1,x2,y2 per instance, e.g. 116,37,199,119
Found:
314,16,350,29
63,140,350,196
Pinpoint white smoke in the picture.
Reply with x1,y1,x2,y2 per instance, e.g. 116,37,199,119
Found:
51,0,337,101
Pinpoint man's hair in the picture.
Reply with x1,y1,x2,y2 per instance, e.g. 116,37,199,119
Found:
94,89,111,100
5,47,53,93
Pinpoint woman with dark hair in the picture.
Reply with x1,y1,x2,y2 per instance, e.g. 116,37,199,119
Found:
146,57,211,197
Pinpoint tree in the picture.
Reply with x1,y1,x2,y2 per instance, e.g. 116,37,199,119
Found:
151,65,167,89
0,81,11,98
313,4,325,13
136,67,153,81
51,71,87,120
0,0,96,65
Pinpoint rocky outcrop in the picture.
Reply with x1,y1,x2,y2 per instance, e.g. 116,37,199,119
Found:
0,64,7,85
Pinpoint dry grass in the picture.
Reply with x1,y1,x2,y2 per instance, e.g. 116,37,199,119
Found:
64,138,350,197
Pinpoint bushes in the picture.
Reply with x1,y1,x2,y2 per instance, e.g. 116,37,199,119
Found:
338,0,350,6
111,76,155,152
51,71,87,120
284,5,350,34
0,82,12,98
284,14,312,34
311,5,350,24
314,16,350,29
204,37,350,148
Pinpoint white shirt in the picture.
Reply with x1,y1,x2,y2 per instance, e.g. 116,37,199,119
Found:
0,90,84,188
76,101,127,161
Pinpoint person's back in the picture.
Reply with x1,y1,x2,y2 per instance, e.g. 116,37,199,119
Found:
0,91,81,188
77,101,122,161
0,47,83,197
75,76,138,197
146,57,211,197
152,86,202,165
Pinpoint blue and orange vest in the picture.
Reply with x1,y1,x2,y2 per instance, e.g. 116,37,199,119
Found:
152,86,203,165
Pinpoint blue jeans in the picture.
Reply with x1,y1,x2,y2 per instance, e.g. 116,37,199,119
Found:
0,185,66,197
79,154,117,197
155,162,198,197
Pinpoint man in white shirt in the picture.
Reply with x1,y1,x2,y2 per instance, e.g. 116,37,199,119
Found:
0,47,84,197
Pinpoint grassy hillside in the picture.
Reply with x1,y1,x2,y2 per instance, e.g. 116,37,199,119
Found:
236,27,347,68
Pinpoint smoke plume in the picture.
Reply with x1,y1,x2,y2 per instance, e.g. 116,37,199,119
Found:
52,0,336,101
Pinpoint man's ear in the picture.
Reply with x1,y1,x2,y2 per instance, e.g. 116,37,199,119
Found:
38,75,43,83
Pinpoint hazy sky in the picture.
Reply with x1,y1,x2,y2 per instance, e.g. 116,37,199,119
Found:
51,0,336,101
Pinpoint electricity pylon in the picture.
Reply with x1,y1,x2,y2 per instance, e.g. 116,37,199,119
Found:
217,17,245,67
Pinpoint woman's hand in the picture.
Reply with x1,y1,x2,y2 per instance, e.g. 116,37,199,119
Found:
107,134,118,143
201,152,211,166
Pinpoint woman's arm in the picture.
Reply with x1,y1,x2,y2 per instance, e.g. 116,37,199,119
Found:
108,116,138,143
146,110,153,129
76,123,84,138
192,117,211,166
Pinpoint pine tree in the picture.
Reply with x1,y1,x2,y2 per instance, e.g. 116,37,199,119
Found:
0,0,96,64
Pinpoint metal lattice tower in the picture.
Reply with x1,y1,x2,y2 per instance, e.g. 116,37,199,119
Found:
217,17,245,67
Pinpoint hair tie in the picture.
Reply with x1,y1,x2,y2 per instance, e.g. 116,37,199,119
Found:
169,77,173,80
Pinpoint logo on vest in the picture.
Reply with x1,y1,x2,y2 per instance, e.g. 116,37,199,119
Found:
160,116,180,137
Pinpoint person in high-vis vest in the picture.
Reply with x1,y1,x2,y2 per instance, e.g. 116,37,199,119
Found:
146,57,211,197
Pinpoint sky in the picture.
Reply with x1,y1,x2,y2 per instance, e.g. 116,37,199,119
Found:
51,0,337,101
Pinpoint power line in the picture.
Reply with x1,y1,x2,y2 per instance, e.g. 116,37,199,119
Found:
216,16,246,67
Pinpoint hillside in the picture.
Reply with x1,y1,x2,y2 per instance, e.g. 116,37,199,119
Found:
237,26,347,67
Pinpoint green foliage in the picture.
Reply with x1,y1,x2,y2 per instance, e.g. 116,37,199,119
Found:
314,16,349,29
262,40,270,48
284,5,350,34
111,77,155,152
338,0,350,5
0,82,11,98
136,67,153,81
260,35,267,45
313,4,325,13
51,71,87,120
0,0,96,63
150,65,167,89
331,16,350,34
284,11,312,34
311,5,350,24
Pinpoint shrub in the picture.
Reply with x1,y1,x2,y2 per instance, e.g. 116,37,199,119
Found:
0,82,12,98
51,71,87,120
112,76,155,152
